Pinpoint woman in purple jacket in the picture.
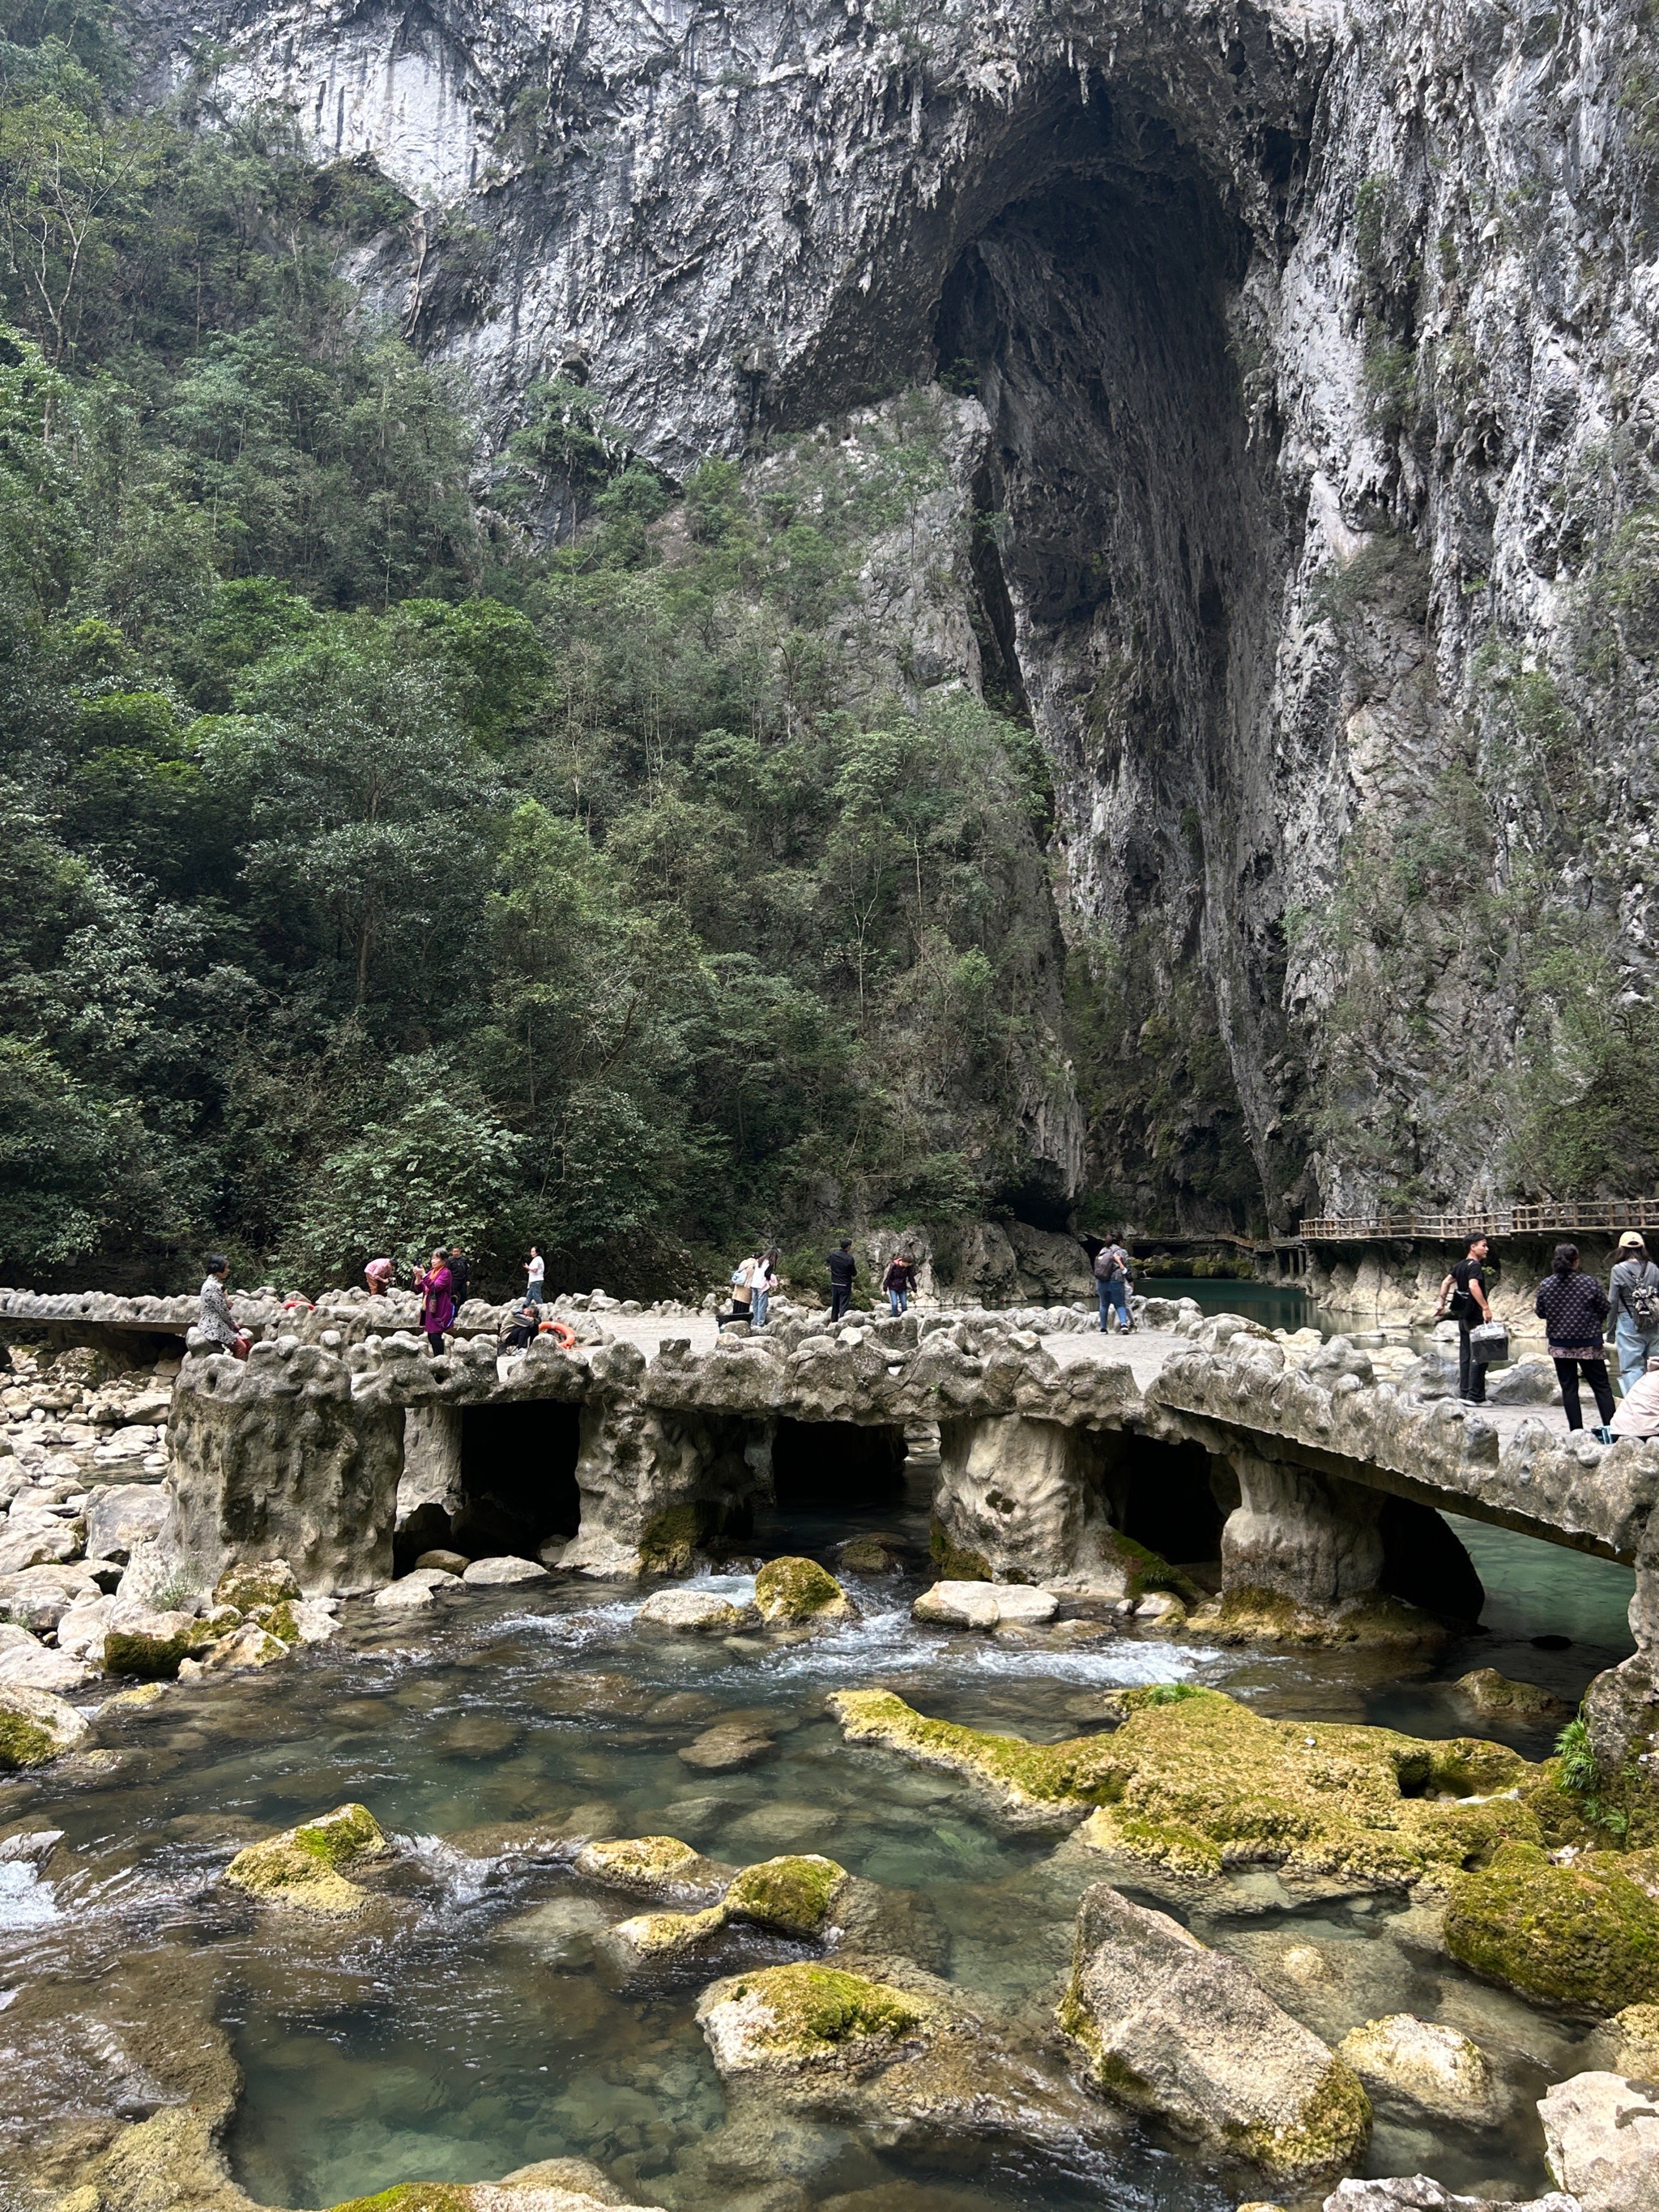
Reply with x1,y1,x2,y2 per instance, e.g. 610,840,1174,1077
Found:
414,1249,455,1355
1534,1243,1615,1437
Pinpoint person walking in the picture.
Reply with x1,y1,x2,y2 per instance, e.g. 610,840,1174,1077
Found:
364,1256,394,1296
1608,1230,1659,1393
882,1249,915,1315
1435,1234,1493,1404
827,1238,857,1322
415,1249,455,1356
198,1256,250,1360
525,1245,546,1308
1092,1236,1133,1333
750,1249,778,1330
1535,1242,1616,1439
447,1246,471,1307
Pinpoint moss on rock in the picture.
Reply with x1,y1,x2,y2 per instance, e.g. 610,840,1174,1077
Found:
1444,1839,1659,2013
574,1834,721,1901
830,1685,1542,1881
753,1557,855,1624
1077,1804,1226,1881
213,1560,301,1613
1196,1586,1444,1649
103,1612,214,1680
1099,1530,1203,1603
724,1852,849,1935
697,1961,934,2073
639,1503,703,1574
0,1683,89,1769
928,1522,991,1581
609,1904,727,1957
225,1801,387,1915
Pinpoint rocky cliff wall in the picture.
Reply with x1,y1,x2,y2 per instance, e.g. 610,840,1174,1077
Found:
130,0,1659,1226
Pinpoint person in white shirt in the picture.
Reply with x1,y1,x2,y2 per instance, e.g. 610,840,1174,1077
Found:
751,1250,778,1329
1611,1352,1659,1441
526,1245,545,1306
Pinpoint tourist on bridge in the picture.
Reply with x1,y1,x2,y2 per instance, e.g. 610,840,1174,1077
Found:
882,1249,915,1315
415,1249,455,1356
723,1253,756,1330
1093,1236,1134,1333
827,1239,857,1322
1534,1244,1615,1440
1611,1352,1659,1441
447,1246,471,1307
363,1255,394,1296
1435,1233,1493,1404
500,1295,539,1351
1608,1230,1659,1393
750,1249,778,1330
525,1244,545,1307
198,1256,250,1360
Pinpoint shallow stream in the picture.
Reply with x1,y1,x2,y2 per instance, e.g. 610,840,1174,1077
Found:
0,1466,1637,2212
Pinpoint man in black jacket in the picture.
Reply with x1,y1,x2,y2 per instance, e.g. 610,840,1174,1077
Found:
448,1247,471,1307
1435,1234,1492,1404
826,1239,857,1322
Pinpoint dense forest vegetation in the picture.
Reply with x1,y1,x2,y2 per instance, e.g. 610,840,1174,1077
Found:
0,0,1068,1296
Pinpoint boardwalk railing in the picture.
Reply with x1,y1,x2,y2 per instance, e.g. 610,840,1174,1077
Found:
1299,1201,1659,1243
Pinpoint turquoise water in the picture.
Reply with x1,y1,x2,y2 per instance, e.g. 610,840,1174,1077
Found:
1142,1277,1321,1334
0,1472,1632,2212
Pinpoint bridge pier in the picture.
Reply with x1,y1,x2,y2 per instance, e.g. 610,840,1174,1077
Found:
1583,1506,1659,1791
1219,1449,1386,1611
560,1401,772,1578
933,1415,1119,1584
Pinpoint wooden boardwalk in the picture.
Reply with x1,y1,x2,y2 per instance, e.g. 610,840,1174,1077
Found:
1298,1200,1659,1243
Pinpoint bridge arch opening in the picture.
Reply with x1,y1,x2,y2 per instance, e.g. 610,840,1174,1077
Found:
769,1419,908,1515
395,1400,582,1570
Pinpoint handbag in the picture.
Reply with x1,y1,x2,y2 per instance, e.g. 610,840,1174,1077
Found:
1469,1320,1509,1364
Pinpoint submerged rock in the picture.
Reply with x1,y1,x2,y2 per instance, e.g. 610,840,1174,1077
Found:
1334,2015,1499,2122
678,1719,775,1770
753,1556,855,1624
0,1680,90,1767
1444,1842,1659,2013
224,1801,388,1915
829,1685,1539,1881
1320,2182,1580,2210
1058,1881,1370,2184
1538,2069,1659,2212
574,1833,726,1904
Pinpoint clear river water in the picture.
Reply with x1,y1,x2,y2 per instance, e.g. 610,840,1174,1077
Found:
0,1446,1637,2212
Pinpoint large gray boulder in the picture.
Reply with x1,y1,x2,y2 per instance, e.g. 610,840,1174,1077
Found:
1539,2071,1659,2212
1320,2181,1579,2212
0,1682,90,1768
1058,1882,1370,2184
85,1483,169,1565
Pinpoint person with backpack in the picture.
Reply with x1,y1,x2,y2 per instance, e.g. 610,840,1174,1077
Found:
1435,1233,1494,1404
1608,1230,1659,1393
826,1239,857,1322
1534,1243,1615,1439
882,1250,915,1315
722,1253,756,1330
1092,1236,1133,1332
750,1249,778,1330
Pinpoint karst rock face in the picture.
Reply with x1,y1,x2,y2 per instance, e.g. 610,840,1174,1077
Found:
130,0,1659,1218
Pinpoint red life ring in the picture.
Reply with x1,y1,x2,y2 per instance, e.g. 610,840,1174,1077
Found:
538,1319,578,1349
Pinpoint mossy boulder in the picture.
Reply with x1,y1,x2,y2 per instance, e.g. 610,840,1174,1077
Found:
0,1682,89,1769
324,2171,653,2212
1455,1668,1572,1723
1058,1881,1370,2184
1444,1841,1659,2013
574,1834,724,1903
103,1608,215,1680
213,1559,301,1613
1196,1586,1445,1649
225,1801,388,1916
829,1685,1542,1883
724,1853,849,1936
928,1522,991,1581
608,1904,727,1958
638,1503,703,1574
697,1962,936,2076
753,1556,855,1625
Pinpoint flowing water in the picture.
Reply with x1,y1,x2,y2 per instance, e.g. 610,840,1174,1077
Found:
0,1465,1636,2212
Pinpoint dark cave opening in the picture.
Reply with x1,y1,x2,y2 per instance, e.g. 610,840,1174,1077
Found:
770,1419,908,1514
445,1401,582,1563
1114,1435,1229,1569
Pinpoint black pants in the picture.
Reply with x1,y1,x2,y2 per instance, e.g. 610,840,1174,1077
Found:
1554,1356,1615,1430
829,1283,852,1322
1457,1322,1486,1403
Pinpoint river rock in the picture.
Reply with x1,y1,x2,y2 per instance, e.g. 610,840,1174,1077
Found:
84,1483,168,1565
1453,1670,1571,1723
635,1588,758,1633
1320,2183,1580,2211
224,1802,388,1915
753,1555,856,1624
461,1554,550,1586
574,1834,726,1905
1606,2001,1659,2075
1335,2015,1499,2121
375,1576,437,1608
1538,2070,1659,2212
103,1607,214,1680
0,1518,83,1575
1483,1360,1561,1408
678,1719,775,1770
838,1536,902,1573
212,1559,301,1611
416,1548,470,1574
0,1564,101,1633
0,1682,90,1767
1058,1881,1370,2183
0,1635,94,1693
913,1579,1058,1629
181,1621,289,1675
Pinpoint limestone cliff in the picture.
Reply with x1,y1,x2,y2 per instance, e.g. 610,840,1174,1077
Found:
131,0,1659,1225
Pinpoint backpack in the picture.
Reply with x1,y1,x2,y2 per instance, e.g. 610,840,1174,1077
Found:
1093,1247,1123,1282
1631,1266,1659,1330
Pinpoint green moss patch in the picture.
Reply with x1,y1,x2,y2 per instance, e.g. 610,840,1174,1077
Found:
728,1962,929,2055
830,1685,1544,1882
225,1802,387,1915
753,1557,854,1623
0,1711,57,1770
104,1619,212,1680
928,1523,991,1581
1444,1841,1659,2013
725,1853,848,1935
640,1503,704,1574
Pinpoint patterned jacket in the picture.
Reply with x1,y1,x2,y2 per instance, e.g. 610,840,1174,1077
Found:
1533,1270,1609,1356
198,1275,239,1347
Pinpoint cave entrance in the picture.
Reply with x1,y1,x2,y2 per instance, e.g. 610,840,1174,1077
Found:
1111,1435,1228,1578
446,1401,581,1565
770,1420,908,1514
